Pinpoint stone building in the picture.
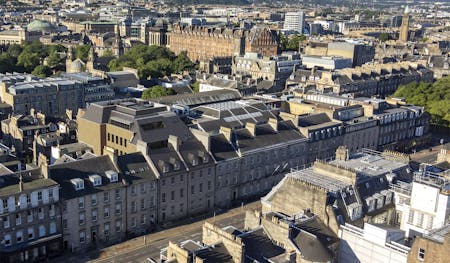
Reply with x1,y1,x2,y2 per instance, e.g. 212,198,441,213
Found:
407,224,450,263
168,25,279,62
189,100,309,208
286,61,433,97
44,155,128,252
261,147,413,234
77,99,216,224
0,169,62,263
399,6,410,43
0,75,85,117
1,112,58,159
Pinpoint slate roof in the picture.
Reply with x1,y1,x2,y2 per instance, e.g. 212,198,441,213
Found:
48,155,123,200
117,152,157,183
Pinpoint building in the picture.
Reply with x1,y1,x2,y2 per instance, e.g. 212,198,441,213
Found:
233,52,301,91
301,55,353,70
60,72,115,104
399,7,410,43
390,171,449,238
0,169,62,263
286,61,433,97
338,223,411,263
77,99,216,223
261,147,413,234
168,25,279,62
407,224,450,263
0,75,85,117
283,12,305,34
189,100,309,208
44,155,128,252
327,41,375,67
0,29,41,45
1,112,58,159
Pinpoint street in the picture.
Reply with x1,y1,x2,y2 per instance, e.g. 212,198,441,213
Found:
53,201,260,263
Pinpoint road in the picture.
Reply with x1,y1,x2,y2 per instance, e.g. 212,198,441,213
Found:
54,201,260,263
97,214,246,263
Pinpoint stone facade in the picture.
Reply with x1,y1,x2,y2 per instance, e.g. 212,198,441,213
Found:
168,25,279,61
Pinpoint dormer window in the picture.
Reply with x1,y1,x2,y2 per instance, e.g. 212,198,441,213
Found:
192,158,198,166
162,165,169,173
202,156,209,163
89,175,102,187
71,178,84,191
105,170,118,183
173,161,180,171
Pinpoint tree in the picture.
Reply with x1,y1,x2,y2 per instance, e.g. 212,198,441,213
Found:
379,33,389,42
394,76,450,127
191,81,200,92
0,53,16,73
32,65,52,77
75,45,91,62
46,52,63,68
281,34,306,51
172,51,194,73
141,85,174,99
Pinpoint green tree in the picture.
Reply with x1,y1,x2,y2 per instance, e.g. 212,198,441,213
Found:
191,81,200,92
172,51,194,73
141,85,175,99
32,65,52,77
46,52,63,68
394,76,450,127
7,44,23,58
0,53,16,73
75,45,91,62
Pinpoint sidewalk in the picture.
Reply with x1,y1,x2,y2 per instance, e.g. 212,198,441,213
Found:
53,201,261,262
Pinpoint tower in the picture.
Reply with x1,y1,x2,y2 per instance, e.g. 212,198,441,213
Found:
66,45,74,71
86,45,96,72
399,6,410,43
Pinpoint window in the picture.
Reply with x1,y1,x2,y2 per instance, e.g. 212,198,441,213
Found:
28,227,35,239
191,185,195,195
115,203,121,215
115,189,121,200
3,234,11,246
131,185,136,195
115,135,118,144
49,222,56,234
27,210,33,223
38,225,45,237
104,207,110,218
92,209,97,222
140,183,146,194
131,201,137,213
107,133,110,141
141,214,146,225
418,248,425,261
140,199,145,211
171,191,174,201
199,183,203,193
79,213,85,225
120,137,123,146
208,181,211,191
131,217,136,227
16,213,21,225
115,220,121,232
171,177,175,184
104,192,109,203
104,223,110,236
91,194,97,206
38,207,44,219
16,231,23,243
3,216,10,228
124,140,127,147
180,189,184,198
180,203,184,213
63,219,68,229
408,210,415,224
162,193,166,203
78,197,85,209
79,231,86,243
37,192,42,201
